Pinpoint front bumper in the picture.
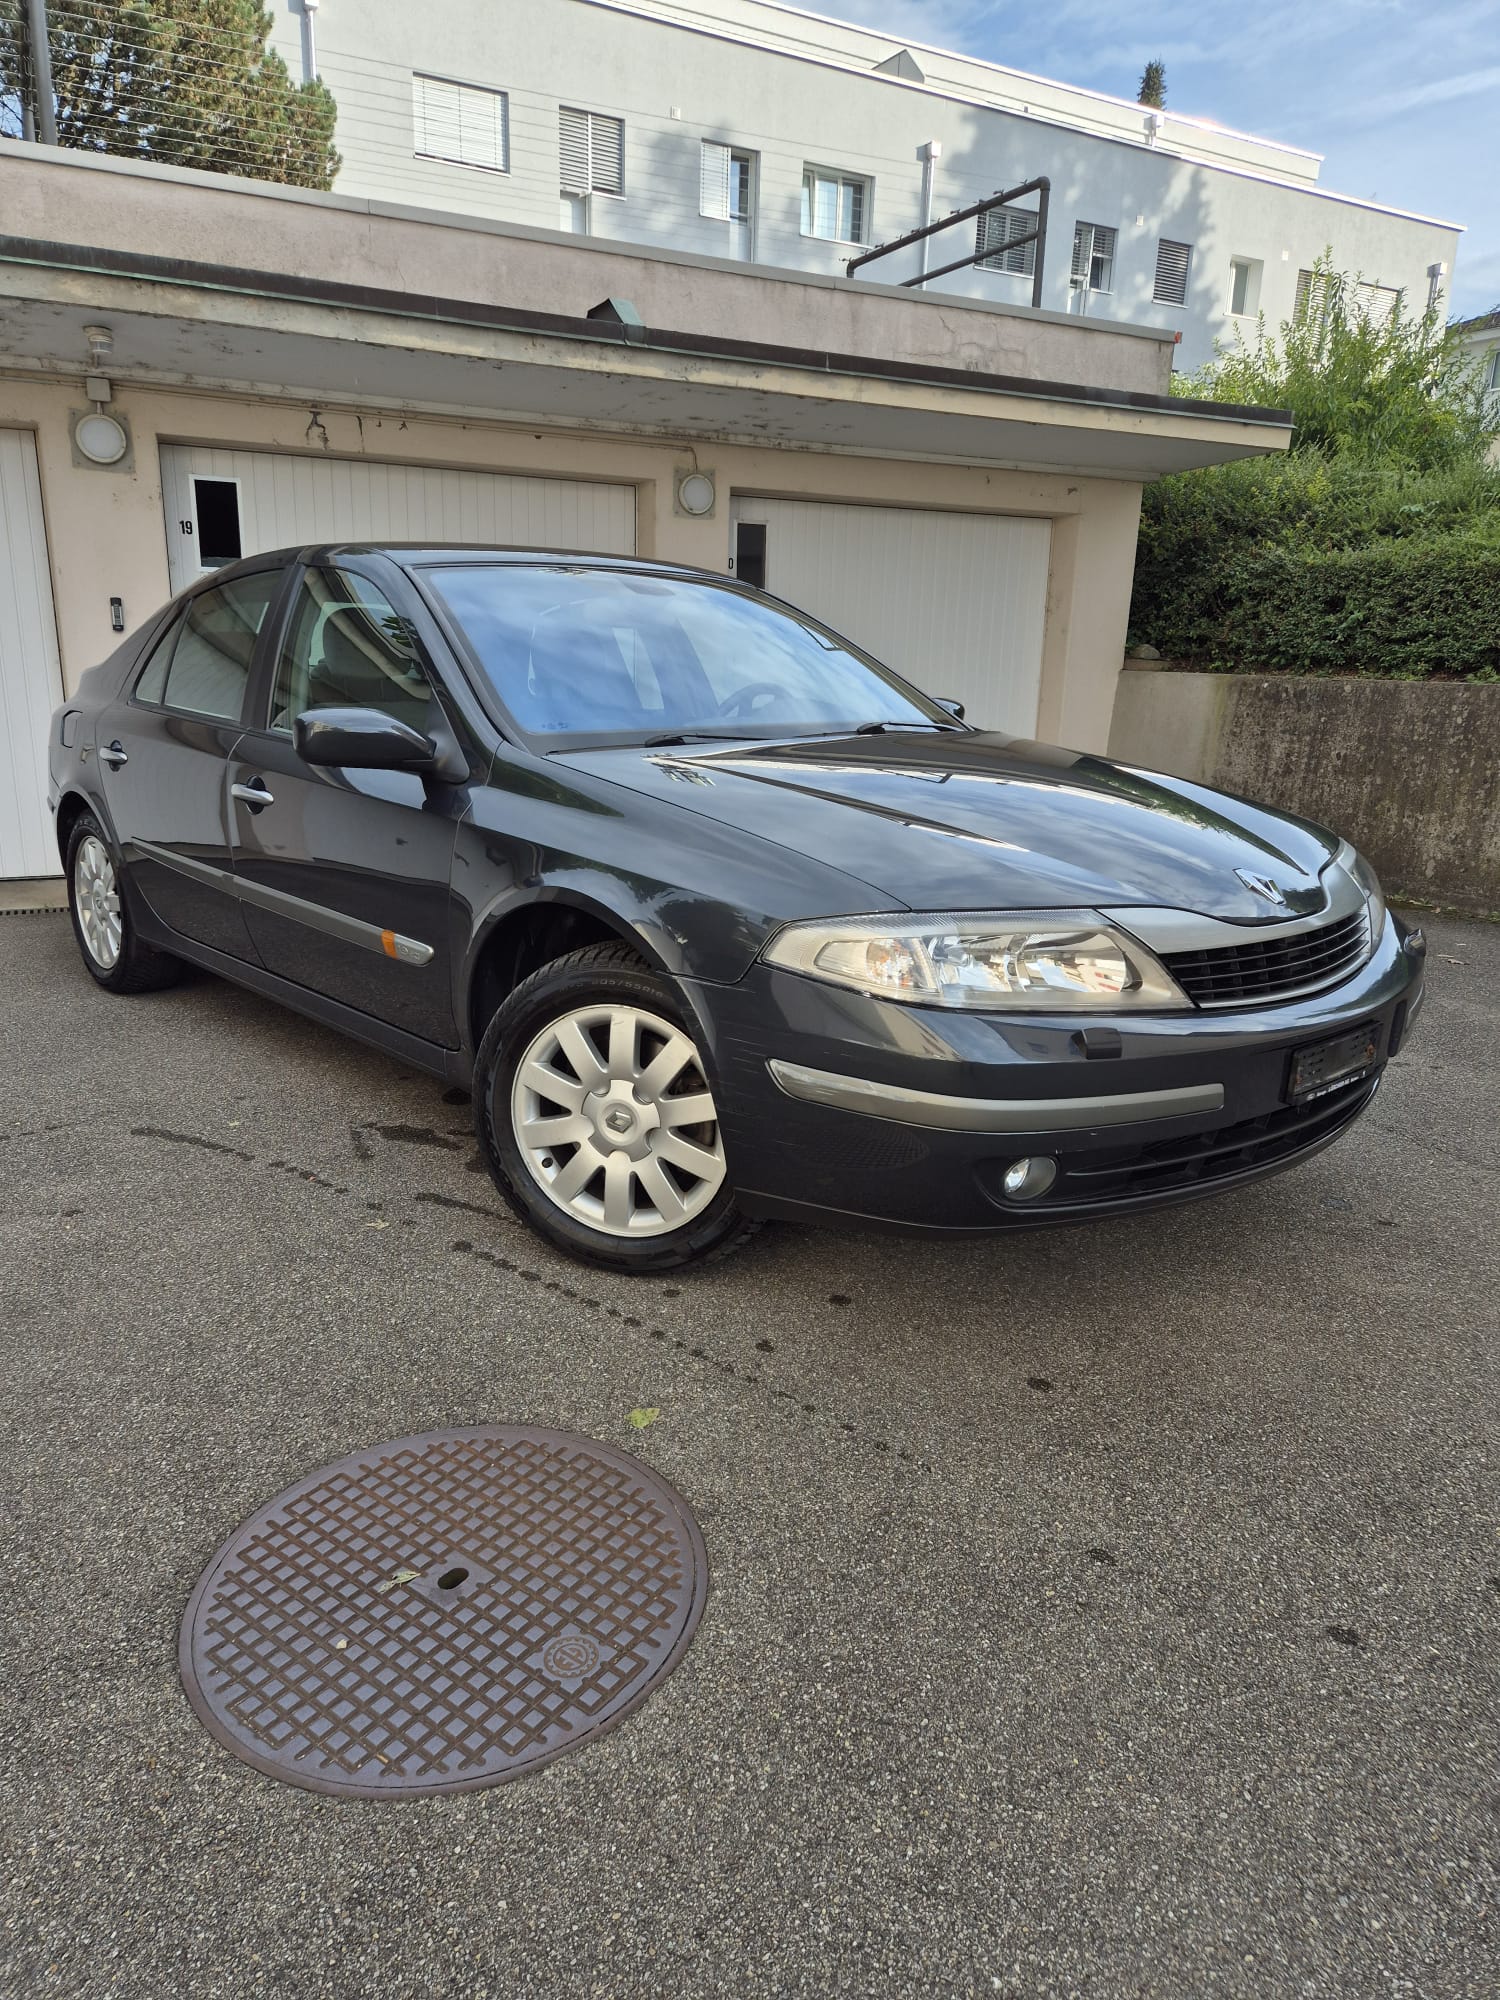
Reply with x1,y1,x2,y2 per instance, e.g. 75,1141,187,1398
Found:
689,916,1426,1233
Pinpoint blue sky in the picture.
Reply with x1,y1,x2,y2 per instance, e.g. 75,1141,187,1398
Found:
814,0,1500,321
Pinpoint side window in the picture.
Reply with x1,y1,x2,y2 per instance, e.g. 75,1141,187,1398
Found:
272,569,433,734
141,572,280,721
132,620,178,705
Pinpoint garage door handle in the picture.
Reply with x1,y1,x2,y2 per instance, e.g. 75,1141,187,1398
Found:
100,741,127,767
231,780,274,810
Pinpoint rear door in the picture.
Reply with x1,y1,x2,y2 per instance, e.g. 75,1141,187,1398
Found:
97,567,286,958
226,560,473,1046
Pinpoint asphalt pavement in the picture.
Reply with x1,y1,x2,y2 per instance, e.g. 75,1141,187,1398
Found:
2,907,1496,1999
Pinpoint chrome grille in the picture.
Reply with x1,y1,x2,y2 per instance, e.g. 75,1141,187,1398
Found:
1163,907,1370,1009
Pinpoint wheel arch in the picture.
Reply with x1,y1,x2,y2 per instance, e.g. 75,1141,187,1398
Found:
463,890,682,1058
54,787,106,868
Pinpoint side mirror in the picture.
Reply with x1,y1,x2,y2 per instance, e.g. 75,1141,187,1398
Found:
294,706,436,771
936,697,966,721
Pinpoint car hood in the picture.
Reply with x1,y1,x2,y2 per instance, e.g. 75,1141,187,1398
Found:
557,732,1343,921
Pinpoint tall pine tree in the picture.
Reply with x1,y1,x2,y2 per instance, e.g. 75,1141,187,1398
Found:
1,0,339,189
1137,59,1167,110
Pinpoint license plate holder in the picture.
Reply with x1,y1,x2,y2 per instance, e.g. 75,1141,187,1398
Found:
1287,1023,1380,1104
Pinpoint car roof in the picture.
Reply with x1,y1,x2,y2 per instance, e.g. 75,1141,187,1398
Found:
199,544,718,588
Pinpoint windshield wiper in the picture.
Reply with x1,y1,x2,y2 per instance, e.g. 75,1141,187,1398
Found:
852,720,963,735
641,730,749,748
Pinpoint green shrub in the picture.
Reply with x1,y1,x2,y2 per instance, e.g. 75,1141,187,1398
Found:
1133,264,1500,677
1134,534,1500,680
1174,255,1496,470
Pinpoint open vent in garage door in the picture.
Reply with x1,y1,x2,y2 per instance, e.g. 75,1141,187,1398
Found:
161,446,637,593
730,498,1048,735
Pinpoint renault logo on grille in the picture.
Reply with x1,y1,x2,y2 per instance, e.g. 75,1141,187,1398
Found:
1235,868,1289,906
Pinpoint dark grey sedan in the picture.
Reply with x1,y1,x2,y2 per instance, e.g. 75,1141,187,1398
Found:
48,545,1424,1271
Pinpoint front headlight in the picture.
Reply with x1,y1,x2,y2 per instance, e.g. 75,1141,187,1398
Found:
762,910,1189,1011
1337,841,1386,947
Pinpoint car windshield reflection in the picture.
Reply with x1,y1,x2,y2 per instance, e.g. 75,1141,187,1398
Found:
424,563,952,743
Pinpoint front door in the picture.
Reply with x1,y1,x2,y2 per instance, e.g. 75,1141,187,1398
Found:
97,569,284,958
227,563,469,1047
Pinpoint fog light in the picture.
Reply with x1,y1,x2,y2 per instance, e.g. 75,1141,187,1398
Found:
1002,1155,1057,1201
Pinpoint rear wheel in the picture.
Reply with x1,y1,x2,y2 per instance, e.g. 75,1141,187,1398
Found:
474,941,760,1272
65,813,182,994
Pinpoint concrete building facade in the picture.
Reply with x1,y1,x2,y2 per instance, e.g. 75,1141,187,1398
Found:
265,0,1463,371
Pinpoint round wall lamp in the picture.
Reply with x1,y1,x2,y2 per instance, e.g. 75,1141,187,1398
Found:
74,412,129,466
676,471,716,517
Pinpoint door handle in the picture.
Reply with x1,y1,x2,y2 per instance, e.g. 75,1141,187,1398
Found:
100,741,128,767
231,780,274,811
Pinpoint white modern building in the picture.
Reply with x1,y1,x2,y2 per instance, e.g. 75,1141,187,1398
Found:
269,0,1463,370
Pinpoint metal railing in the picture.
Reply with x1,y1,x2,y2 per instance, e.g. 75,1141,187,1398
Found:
846,176,1050,310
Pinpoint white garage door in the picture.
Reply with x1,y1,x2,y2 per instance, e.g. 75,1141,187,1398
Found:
0,430,65,880
730,498,1050,735
161,446,637,594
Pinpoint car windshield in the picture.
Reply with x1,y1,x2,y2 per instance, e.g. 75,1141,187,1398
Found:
424,563,950,742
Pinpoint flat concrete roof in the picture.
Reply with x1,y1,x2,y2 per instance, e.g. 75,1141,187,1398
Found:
0,147,1292,480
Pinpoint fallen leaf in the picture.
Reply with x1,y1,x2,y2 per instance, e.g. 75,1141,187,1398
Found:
1436,954,1464,966
332,1638,348,1651
366,1218,390,1230
627,1407,661,1430
372,1566,421,1595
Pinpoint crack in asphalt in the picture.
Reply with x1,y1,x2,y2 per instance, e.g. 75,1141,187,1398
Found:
117,1121,931,1472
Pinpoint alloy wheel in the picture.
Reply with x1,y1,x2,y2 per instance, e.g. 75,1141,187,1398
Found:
510,1003,727,1238
74,835,123,970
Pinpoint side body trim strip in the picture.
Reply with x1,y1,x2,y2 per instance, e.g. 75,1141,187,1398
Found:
768,1059,1225,1132
133,839,434,966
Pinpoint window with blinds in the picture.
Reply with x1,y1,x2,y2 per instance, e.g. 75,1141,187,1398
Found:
1071,221,1116,294
1153,238,1191,306
412,74,509,174
701,143,754,223
801,166,869,244
975,204,1037,276
560,107,625,196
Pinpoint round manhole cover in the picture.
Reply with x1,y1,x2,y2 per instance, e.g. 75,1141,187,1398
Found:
179,1425,707,1798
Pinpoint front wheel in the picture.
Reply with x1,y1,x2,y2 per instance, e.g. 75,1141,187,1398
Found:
474,942,760,1272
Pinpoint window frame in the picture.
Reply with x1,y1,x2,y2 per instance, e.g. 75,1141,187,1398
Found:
975,204,1038,278
1071,220,1117,296
801,164,871,246
1153,238,1192,307
412,71,511,176
700,140,756,227
267,564,437,739
190,474,243,572
1485,348,1500,394
128,566,287,726
560,105,625,198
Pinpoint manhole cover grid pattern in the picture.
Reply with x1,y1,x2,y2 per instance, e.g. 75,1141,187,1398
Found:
180,1429,705,1796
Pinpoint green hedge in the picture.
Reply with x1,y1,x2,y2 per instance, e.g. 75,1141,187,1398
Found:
1129,456,1500,679
1204,540,1500,680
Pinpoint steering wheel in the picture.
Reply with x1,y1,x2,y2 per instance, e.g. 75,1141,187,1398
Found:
713,680,789,721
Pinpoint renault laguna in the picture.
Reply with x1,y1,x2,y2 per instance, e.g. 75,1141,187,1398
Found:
49,546,1425,1271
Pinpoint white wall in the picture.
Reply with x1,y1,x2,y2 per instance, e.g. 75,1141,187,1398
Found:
269,0,1461,371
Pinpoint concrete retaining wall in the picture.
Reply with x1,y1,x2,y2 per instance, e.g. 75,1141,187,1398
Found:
1108,671,1500,916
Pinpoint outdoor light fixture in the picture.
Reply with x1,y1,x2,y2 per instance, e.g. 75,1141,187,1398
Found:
74,411,129,465
74,327,129,465
676,471,716,517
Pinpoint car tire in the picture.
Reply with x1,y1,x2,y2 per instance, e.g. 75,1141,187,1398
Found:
474,940,761,1273
65,812,183,995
